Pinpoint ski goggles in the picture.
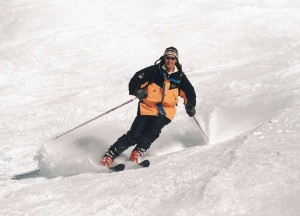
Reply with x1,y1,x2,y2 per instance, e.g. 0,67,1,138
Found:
164,56,177,61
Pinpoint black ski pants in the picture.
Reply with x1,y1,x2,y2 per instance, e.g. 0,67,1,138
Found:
110,115,171,156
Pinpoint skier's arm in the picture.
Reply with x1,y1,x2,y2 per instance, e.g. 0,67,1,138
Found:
129,65,156,95
179,74,196,107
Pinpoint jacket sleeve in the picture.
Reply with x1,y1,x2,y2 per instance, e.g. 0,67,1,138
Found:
180,74,196,107
129,65,156,95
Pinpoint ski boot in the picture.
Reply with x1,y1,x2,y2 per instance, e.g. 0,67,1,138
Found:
130,147,146,164
100,149,117,167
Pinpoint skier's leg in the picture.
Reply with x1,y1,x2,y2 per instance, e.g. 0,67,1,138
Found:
101,115,148,166
130,115,171,163
137,115,171,149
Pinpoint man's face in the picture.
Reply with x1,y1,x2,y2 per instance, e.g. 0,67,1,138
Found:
164,55,177,71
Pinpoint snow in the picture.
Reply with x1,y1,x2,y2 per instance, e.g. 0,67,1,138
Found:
1,0,300,215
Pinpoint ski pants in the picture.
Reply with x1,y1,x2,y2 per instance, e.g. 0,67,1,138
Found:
110,115,171,156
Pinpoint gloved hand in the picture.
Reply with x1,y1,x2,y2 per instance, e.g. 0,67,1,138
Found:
185,103,196,117
135,89,148,100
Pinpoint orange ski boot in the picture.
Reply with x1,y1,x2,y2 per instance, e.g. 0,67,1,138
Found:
100,155,114,167
130,148,146,164
100,149,116,167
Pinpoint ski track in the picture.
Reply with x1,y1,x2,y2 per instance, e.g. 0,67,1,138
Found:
1,127,255,216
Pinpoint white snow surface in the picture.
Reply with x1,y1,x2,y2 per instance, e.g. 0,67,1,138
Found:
1,0,300,215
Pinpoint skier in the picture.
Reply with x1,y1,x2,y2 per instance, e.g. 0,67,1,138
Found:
100,47,196,167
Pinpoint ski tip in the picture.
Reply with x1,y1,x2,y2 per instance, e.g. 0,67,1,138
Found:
140,160,150,167
109,164,125,172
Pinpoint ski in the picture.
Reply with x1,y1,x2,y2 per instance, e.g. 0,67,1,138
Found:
106,160,150,172
138,159,150,167
109,163,125,172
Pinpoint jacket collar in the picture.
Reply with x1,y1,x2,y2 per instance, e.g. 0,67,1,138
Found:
162,64,178,74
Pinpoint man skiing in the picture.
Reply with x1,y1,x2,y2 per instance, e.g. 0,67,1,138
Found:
100,47,196,167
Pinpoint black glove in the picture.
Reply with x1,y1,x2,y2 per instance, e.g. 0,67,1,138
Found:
185,103,196,117
135,89,148,100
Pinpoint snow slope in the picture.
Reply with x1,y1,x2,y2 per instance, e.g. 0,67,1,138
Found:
1,0,300,215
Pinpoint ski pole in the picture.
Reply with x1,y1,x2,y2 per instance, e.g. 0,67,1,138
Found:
193,116,209,143
53,98,136,140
